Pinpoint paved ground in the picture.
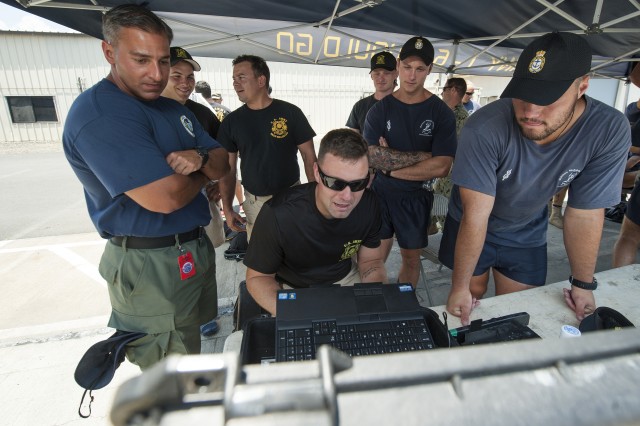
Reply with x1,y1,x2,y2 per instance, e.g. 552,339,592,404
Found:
0,212,632,425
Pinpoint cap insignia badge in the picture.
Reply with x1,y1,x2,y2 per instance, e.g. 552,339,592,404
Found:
528,50,546,73
376,55,386,65
415,39,423,50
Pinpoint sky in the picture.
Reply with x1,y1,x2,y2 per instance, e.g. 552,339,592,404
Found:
0,3,76,32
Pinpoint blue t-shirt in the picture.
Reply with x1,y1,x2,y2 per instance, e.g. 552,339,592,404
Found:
362,94,457,191
625,101,640,124
449,96,631,247
63,79,221,238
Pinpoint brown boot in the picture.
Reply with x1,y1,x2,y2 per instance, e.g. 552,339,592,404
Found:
549,205,564,229
428,221,439,235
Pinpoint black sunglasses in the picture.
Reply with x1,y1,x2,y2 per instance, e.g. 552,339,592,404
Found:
318,167,370,192
465,91,474,95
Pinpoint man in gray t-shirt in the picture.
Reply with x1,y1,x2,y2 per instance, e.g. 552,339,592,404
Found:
439,32,630,326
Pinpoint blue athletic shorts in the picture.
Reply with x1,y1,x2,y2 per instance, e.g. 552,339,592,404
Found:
372,185,433,250
626,184,640,226
439,214,547,286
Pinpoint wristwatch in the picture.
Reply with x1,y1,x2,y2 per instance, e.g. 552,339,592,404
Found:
195,146,209,169
569,275,598,290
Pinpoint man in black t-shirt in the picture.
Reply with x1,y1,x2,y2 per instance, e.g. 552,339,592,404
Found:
162,47,221,138
217,55,317,240
346,51,397,134
244,129,387,315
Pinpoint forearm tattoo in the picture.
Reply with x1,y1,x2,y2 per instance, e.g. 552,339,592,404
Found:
368,146,431,171
360,266,381,281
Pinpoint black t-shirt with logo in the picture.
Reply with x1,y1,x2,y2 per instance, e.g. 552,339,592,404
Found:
244,183,381,287
185,99,221,138
217,99,316,196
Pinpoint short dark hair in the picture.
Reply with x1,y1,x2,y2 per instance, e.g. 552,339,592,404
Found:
102,4,173,46
232,54,270,87
195,81,212,98
446,77,467,96
318,129,368,164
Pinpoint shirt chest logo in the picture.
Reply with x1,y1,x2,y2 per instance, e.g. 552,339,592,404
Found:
180,115,195,137
557,169,581,187
419,120,434,136
271,117,288,139
340,240,362,261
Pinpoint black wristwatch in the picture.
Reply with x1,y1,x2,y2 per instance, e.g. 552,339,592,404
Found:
569,275,598,290
195,146,209,169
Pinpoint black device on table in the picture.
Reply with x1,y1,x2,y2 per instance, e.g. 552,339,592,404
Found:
450,312,541,346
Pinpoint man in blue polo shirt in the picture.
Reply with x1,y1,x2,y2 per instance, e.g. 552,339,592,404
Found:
63,5,229,369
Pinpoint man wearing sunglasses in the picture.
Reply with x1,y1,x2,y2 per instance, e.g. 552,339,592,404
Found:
363,36,457,289
462,80,482,115
244,129,387,315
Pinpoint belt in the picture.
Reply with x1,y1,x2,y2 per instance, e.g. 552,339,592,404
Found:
109,227,203,250
247,193,273,201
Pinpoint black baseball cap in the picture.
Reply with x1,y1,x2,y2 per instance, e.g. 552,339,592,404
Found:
501,31,591,106
170,46,201,71
74,330,146,391
399,36,434,66
370,51,397,72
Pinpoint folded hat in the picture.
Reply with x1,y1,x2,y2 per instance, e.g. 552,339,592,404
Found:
501,31,591,106
579,307,634,332
75,330,145,390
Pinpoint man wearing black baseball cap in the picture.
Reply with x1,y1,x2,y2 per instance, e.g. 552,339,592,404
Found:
439,31,631,326
163,47,220,139
346,51,398,133
363,36,457,289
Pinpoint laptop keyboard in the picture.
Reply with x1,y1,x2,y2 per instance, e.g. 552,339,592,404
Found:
276,319,435,362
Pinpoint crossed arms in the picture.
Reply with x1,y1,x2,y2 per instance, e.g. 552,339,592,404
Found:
367,138,452,181
126,147,229,213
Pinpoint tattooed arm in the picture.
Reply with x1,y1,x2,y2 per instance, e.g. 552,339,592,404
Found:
368,145,432,171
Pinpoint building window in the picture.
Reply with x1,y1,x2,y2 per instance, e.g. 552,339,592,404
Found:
7,96,58,123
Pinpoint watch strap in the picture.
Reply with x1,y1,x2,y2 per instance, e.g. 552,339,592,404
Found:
195,146,209,169
569,275,598,290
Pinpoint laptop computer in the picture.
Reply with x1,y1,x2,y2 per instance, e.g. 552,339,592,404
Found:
275,283,436,362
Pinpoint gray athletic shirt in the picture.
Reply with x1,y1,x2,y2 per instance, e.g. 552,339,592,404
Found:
449,96,630,247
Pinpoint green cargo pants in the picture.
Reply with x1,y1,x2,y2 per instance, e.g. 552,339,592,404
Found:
99,235,217,370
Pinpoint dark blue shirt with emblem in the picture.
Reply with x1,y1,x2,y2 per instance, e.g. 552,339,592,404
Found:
362,94,457,191
63,79,221,238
